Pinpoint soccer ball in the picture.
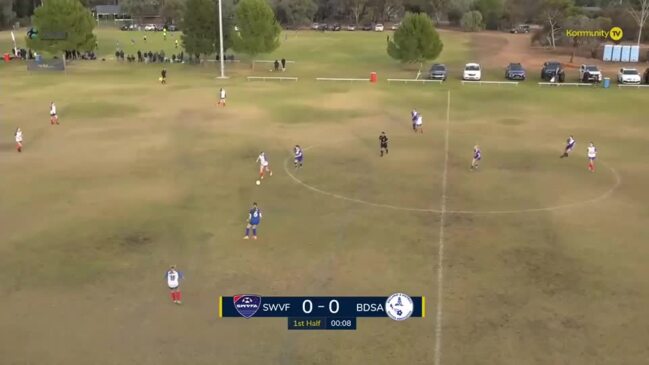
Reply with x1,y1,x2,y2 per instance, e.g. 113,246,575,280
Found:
256,180,261,185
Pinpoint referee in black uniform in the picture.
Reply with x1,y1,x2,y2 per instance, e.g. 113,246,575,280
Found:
379,131,389,157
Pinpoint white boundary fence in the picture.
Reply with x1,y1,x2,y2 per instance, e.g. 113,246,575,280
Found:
315,77,368,82
247,76,298,82
461,80,519,86
387,79,444,84
617,84,649,88
538,82,595,87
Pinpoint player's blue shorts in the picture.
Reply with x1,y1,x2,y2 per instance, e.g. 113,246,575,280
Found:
589,156,596,161
566,143,575,150
474,155,481,160
295,155,303,162
249,219,260,226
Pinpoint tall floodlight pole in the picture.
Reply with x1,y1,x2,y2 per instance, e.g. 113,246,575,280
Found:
217,0,227,78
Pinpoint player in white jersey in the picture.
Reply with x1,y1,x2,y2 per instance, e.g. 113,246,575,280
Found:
414,114,423,134
560,135,575,158
15,128,23,153
257,152,273,179
587,142,597,172
411,109,418,132
218,88,226,107
165,265,184,304
50,102,59,125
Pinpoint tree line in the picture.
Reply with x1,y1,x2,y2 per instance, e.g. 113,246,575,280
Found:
5,0,649,46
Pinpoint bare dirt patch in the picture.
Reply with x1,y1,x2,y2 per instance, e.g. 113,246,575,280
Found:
470,30,647,74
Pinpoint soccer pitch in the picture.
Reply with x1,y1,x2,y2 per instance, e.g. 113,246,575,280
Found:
1,29,649,364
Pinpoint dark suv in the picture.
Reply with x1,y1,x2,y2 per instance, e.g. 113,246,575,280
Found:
505,63,526,80
428,64,448,81
541,61,565,82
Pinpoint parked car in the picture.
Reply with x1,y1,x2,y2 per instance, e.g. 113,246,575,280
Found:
120,24,130,31
311,23,320,30
361,24,373,31
505,62,526,80
541,61,565,82
428,63,448,81
144,24,156,31
391,23,400,30
510,24,530,33
579,64,602,83
463,63,481,81
167,24,178,31
346,25,356,31
374,23,384,32
331,24,341,31
617,68,641,84
643,68,649,84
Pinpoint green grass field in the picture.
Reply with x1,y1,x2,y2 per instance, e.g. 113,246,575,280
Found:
1,27,649,365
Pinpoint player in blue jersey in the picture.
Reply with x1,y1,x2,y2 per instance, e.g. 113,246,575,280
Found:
471,145,481,170
411,109,418,132
244,202,262,240
560,135,576,158
294,145,304,168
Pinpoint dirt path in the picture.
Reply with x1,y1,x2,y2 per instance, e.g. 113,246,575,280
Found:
470,30,648,75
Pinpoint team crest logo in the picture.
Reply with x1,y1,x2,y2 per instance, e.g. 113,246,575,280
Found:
385,293,414,321
233,294,262,318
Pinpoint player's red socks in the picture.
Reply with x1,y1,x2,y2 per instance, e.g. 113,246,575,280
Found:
170,292,176,301
176,291,182,302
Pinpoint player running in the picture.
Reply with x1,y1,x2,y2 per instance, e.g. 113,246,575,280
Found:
379,131,389,157
587,142,597,172
414,114,423,134
160,68,167,85
471,145,481,170
560,135,575,158
411,109,418,132
50,102,59,125
15,128,23,153
257,152,272,179
294,145,304,168
165,265,184,304
218,88,226,107
244,202,262,240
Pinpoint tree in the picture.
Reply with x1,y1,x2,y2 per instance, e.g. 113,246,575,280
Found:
161,0,185,24
627,0,649,46
26,0,97,56
539,0,574,48
447,0,473,25
181,0,216,59
475,0,504,30
120,0,161,23
274,0,317,26
387,12,443,63
232,0,281,57
562,14,611,61
461,10,484,31
347,0,369,24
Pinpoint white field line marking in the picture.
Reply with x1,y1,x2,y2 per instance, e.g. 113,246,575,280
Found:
434,90,451,365
283,150,621,215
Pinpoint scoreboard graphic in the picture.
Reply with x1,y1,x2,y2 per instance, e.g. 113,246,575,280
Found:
219,293,425,330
